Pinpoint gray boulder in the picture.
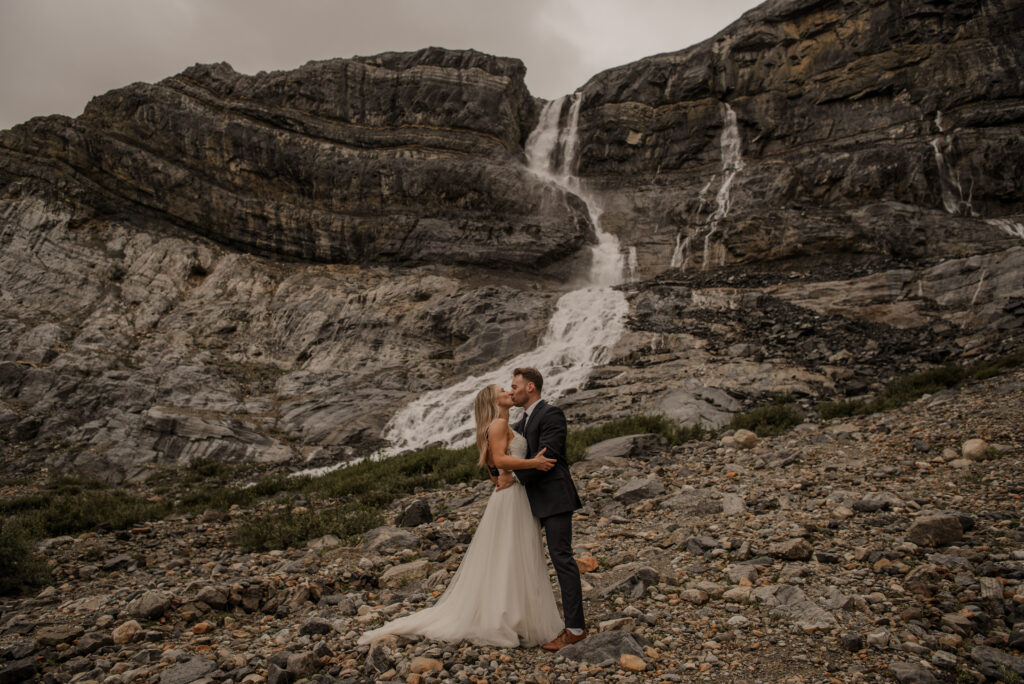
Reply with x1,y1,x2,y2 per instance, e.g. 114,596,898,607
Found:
128,590,173,620
612,477,665,505
362,526,420,554
159,657,217,684
396,499,433,527
558,630,647,664
906,515,963,547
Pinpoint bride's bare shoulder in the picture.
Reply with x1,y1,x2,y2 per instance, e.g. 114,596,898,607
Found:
487,417,509,434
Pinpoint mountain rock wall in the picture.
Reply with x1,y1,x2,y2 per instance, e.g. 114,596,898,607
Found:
1,6,1023,483
575,0,1024,276
0,48,590,269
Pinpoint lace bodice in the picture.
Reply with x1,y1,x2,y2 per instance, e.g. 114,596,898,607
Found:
507,430,527,460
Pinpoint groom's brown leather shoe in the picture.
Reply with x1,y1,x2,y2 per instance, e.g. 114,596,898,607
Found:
541,628,587,651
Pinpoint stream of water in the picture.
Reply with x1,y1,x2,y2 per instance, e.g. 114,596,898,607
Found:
380,94,629,452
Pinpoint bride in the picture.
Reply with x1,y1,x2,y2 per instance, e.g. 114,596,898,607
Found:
358,384,564,647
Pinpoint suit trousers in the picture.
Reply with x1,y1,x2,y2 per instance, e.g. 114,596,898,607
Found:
540,511,585,629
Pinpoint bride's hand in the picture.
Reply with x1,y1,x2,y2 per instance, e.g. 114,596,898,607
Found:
533,448,555,471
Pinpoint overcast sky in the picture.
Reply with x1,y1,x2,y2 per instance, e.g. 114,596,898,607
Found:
0,0,764,130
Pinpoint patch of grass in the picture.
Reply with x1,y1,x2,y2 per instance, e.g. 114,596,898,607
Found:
729,399,804,437
818,347,1024,420
0,476,171,542
0,521,50,596
566,414,705,464
186,458,233,483
234,503,383,552
11,490,172,539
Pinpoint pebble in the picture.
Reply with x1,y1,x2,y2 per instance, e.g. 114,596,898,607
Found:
1,369,1022,683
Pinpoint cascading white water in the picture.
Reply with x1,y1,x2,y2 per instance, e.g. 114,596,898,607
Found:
930,112,1024,242
931,110,975,217
702,103,745,268
671,177,714,269
670,233,685,269
380,94,629,453
987,218,1024,241
669,104,744,271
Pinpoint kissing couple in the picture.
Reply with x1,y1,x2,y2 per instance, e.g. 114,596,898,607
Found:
359,367,588,651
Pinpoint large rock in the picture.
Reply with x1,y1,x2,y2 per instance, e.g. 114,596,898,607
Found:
362,526,420,554
128,590,173,619
111,620,142,644
0,195,555,480
33,624,83,647
752,584,837,634
962,438,990,460
575,0,1024,278
395,500,433,527
906,515,963,547
970,645,1024,677
558,631,646,664
159,657,217,684
0,658,36,684
378,559,434,589
612,477,665,505
889,662,939,684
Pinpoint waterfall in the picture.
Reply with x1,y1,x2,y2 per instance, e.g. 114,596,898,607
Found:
987,218,1024,241
671,104,743,271
702,103,745,269
671,178,713,270
931,111,975,217
627,246,639,282
380,94,629,453
931,113,1024,242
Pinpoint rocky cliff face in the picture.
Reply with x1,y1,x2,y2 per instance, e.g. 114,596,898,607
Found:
578,0,1024,275
554,0,1024,429
0,49,582,482
1,2,1023,483
0,48,590,268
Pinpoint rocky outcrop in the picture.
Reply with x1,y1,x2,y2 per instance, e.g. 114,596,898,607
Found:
0,49,590,269
575,0,1024,275
0,194,557,482
1,4,1023,481
552,0,1024,428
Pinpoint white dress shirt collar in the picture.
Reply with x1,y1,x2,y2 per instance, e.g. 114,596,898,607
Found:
522,399,541,426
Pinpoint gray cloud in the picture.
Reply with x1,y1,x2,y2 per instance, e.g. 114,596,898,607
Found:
0,0,761,130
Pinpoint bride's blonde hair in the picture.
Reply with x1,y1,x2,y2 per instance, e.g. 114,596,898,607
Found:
474,384,502,468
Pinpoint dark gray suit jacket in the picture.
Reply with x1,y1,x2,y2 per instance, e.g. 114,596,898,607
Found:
514,400,582,519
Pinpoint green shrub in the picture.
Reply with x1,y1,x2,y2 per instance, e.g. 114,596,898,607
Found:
817,347,1024,420
0,521,50,597
566,415,705,463
817,399,863,420
234,502,383,552
729,402,804,436
3,488,171,540
187,458,233,482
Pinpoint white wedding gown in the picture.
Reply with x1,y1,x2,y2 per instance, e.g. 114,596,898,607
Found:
358,431,563,647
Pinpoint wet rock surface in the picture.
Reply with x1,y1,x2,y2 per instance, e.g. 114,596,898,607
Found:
2,368,1022,682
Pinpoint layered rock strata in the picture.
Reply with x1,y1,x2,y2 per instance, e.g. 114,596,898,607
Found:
554,0,1024,427
0,48,590,268
2,3,1024,482
574,0,1024,276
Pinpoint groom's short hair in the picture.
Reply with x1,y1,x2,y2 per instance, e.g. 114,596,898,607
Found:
514,367,543,393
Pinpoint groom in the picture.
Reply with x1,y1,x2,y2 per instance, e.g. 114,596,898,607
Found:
497,367,587,651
